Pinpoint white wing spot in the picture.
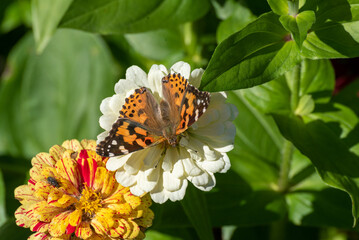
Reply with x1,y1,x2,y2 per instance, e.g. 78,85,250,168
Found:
112,140,117,145
195,109,199,121
109,153,115,157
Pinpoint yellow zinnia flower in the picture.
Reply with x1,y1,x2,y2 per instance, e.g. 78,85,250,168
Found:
15,139,154,240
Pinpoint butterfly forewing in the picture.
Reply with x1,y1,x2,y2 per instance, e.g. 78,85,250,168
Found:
96,118,164,157
176,84,210,134
120,87,162,134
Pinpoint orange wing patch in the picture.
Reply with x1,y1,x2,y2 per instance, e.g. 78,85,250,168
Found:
162,73,188,110
176,84,210,135
96,119,164,157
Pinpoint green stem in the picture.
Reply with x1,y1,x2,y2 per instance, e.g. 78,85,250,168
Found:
288,0,299,16
278,140,294,192
290,64,301,113
269,217,287,240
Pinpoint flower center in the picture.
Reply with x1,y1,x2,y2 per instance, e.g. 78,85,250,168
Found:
76,184,102,217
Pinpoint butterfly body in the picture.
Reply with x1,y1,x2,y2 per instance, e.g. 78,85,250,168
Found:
97,73,210,157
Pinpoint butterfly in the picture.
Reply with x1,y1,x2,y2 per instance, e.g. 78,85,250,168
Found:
96,73,210,157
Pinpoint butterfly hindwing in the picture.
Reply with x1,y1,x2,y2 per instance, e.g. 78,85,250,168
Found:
176,84,210,134
96,118,164,157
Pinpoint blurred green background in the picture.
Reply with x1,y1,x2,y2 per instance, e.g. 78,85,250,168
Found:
1,0,359,239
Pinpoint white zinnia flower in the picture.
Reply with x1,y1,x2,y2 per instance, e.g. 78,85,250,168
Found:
97,61,238,204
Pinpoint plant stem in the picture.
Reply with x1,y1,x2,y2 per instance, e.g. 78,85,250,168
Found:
288,0,299,16
278,140,294,192
269,217,287,240
290,64,301,113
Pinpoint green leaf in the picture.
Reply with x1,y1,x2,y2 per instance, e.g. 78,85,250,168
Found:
201,12,301,91
273,114,359,225
60,0,210,34
241,59,334,114
181,185,214,240
333,79,359,117
287,188,353,227
294,94,314,116
146,229,197,240
267,0,288,15
32,0,73,53
0,169,6,227
216,2,256,43
125,27,185,62
0,29,116,158
279,10,316,48
301,0,359,58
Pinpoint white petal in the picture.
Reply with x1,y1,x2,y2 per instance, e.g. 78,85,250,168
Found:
163,171,181,192
150,177,168,204
172,158,185,178
147,64,167,98
162,147,177,171
189,68,204,88
143,146,162,167
201,159,225,173
97,131,109,143
99,97,113,115
106,154,132,171
115,170,136,187
220,153,231,173
124,154,143,174
168,179,188,202
170,61,191,79
109,94,125,115
190,172,216,191
99,114,117,130
125,66,148,88
181,157,202,177
139,168,159,192
114,79,138,95
130,184,146,197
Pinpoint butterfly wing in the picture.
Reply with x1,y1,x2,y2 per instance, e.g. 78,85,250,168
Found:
119,87,163,134
97,87,165,157
176,84,210,134
161,73,210,135
96,118,164,157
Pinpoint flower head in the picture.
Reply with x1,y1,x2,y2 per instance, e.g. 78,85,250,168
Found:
15,139,153,240
97,61,238,203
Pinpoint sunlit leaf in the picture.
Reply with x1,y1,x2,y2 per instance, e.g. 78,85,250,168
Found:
201,12,301,91
32,0,73,53
0,29,116,158
60,0,210,34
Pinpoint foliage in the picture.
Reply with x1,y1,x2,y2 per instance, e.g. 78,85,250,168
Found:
1,0,359,239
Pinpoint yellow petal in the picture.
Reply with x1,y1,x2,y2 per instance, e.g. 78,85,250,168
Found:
108,202,132,216
92,167,106,193
30,152,56,181
56,157,81,189
101,171,119,198
62,139,83,152
28,232,51,240
68,209,82,227
48,211,72,237
14,185,38,204
120,219,140,239
135,208,154,228
91,208,115,235
80,139,97,151
49,145,66,162
33,201,63,222
124,192,141,210
15,206,36,228
75,221,93,239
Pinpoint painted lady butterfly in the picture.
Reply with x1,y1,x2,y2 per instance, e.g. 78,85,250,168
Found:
96,73,210,157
